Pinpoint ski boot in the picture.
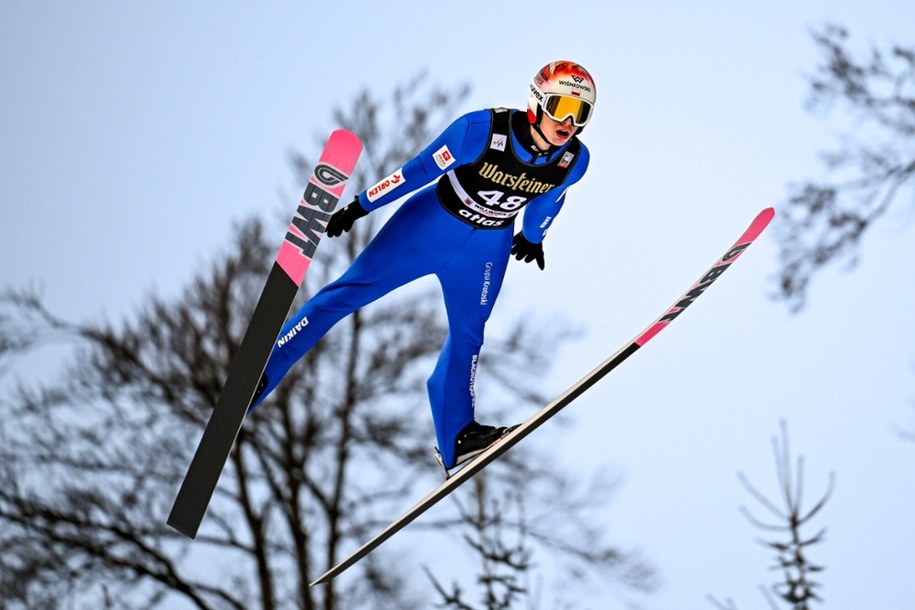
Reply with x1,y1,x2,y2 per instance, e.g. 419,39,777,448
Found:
434,421,511,475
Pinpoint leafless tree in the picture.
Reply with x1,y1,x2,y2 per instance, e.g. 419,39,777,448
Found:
425,468,658,610
773,23,915,312
709,421,834,610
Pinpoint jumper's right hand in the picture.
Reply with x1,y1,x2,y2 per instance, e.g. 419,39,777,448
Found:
326,197,369,238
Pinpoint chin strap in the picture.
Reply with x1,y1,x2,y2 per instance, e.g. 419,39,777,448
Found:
524,108,559,159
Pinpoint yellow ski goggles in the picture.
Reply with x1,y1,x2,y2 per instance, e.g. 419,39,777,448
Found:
542,94,593,127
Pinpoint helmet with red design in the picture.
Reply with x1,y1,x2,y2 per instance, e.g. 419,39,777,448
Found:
527,60,597,131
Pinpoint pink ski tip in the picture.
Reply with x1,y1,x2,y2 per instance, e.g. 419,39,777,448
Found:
633,207,776,348
308,129,362,198
322,129,363,168
740,207,775,243
328,128,361,149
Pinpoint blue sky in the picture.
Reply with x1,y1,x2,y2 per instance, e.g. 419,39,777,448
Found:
3,2,915,608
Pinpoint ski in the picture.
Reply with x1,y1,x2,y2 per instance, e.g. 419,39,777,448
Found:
309,207,775,586
168,129,362,539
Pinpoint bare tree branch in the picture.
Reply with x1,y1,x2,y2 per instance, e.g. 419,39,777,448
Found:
712,421,833,610
773,24,915,311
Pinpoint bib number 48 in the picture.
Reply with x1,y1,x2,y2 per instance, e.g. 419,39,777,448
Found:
477,190,527,211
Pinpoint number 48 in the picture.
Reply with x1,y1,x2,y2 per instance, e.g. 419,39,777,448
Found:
477,190,527,210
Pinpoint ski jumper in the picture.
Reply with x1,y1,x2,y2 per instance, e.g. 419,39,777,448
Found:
252,108,590,468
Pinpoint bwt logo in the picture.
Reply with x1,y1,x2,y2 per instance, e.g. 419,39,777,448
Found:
284,184,339,258
314,163,350,187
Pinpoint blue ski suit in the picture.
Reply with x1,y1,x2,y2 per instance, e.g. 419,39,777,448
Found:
253,107,590,468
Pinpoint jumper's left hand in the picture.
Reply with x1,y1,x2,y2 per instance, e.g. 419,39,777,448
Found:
510,232,545,270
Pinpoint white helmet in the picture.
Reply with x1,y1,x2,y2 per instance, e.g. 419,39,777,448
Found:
527,60,597,129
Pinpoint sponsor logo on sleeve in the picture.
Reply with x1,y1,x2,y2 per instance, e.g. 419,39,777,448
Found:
366,168,405,202
433,145,456,170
